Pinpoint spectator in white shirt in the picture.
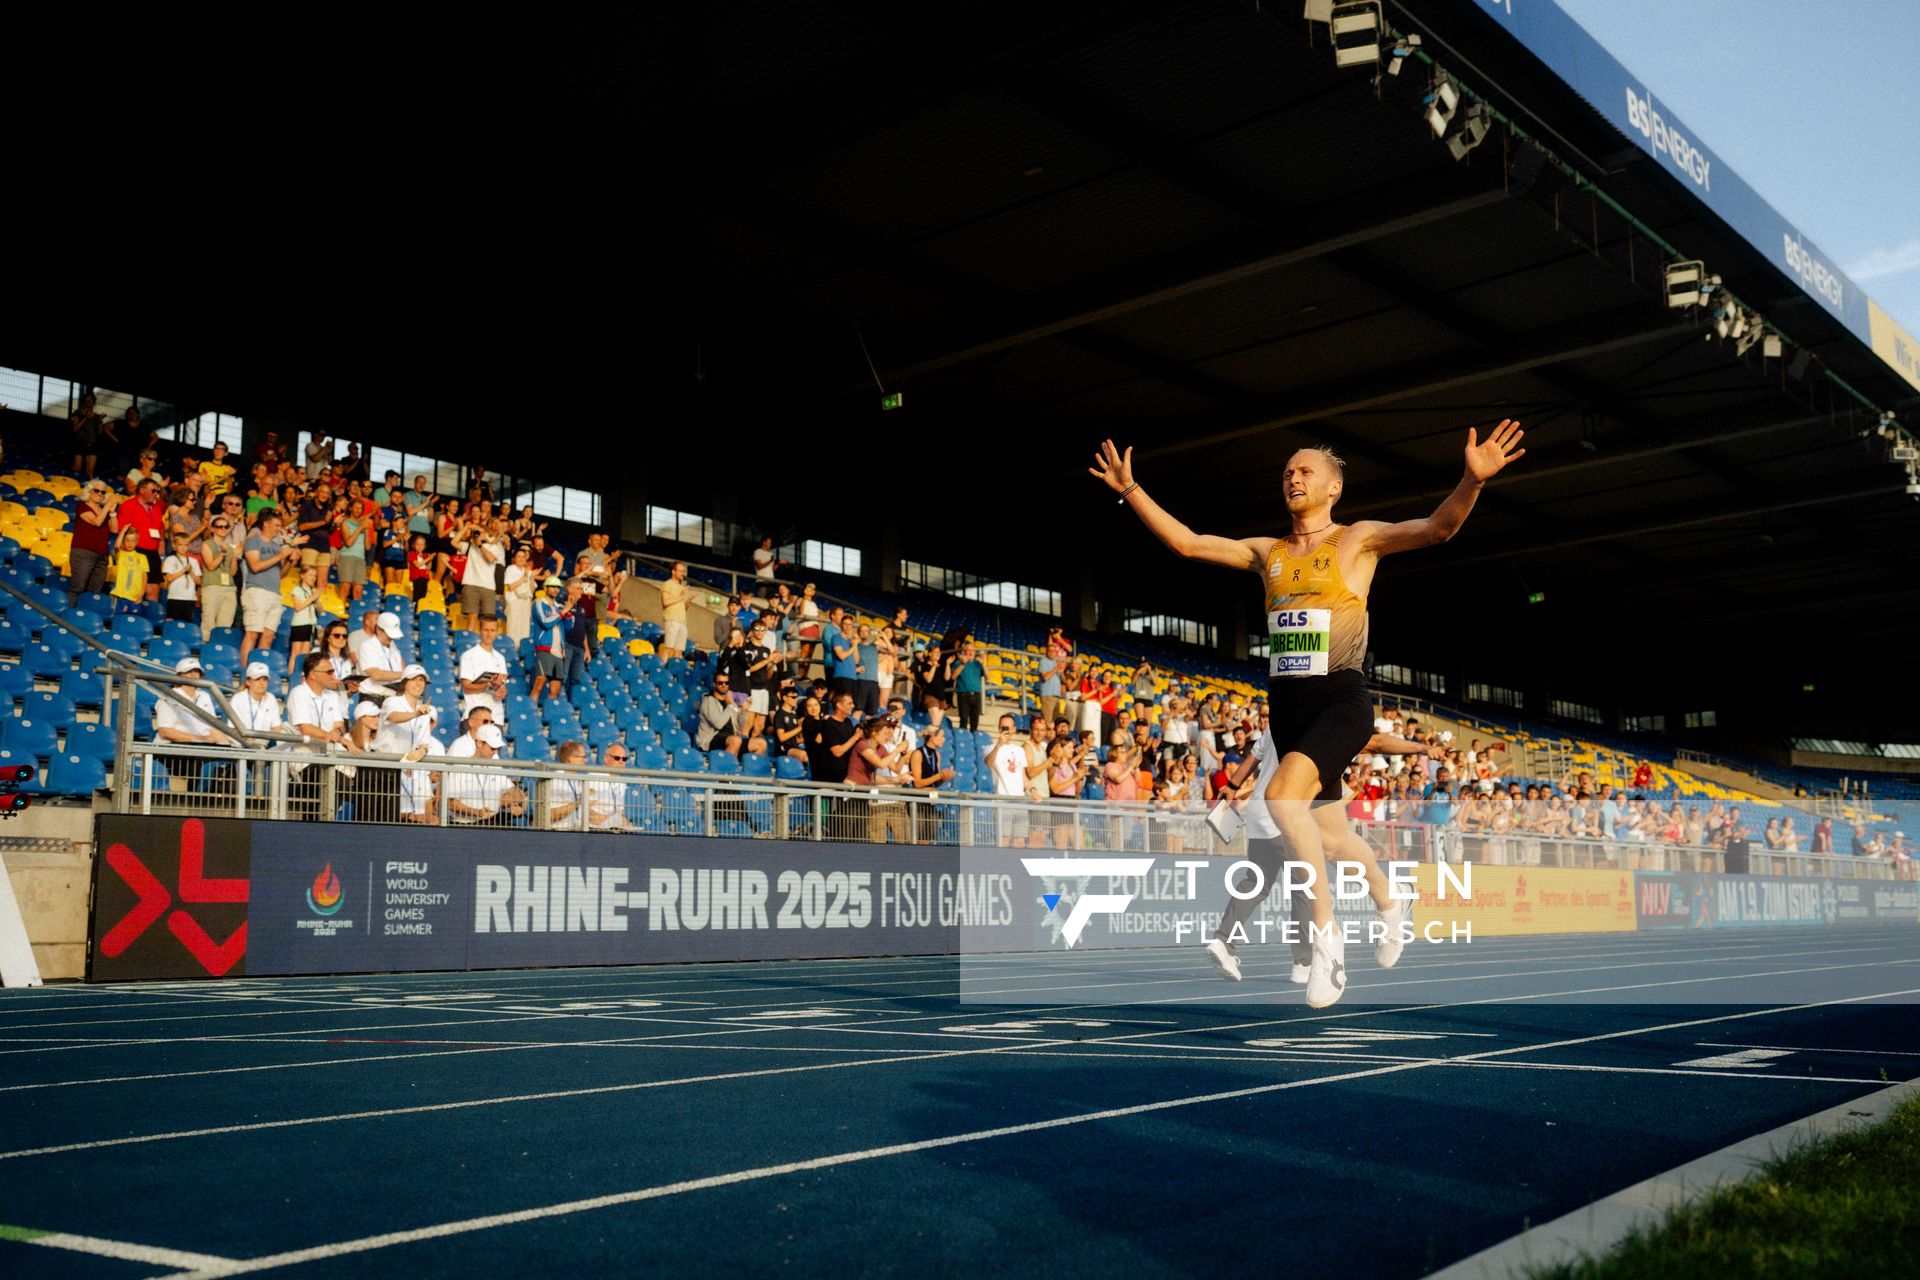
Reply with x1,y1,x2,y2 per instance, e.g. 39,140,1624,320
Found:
752,536,787,581
228,662,285,737
354,610,407,694
446,724,525,824
548,739,591,828
160,533,201,624
304,431,333,482
400,735,444,823
152,656,227,747
376,666,438,756
286,654,357,816
447,706,496,759
458,520,503,625
458,615,509,722
589,742,633,831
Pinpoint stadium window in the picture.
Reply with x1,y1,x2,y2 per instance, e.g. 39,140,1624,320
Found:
647,506,714,549
1375,662,1410,686
1551,699,1604,726
898,560,1059,617
1249,638,1272,659
1122,611,1217,648
1683,710,1718,729
1414,670,1446,696
515,485,602,525
1467,683,1523,710
801,540,862,578
1624,714,1667,733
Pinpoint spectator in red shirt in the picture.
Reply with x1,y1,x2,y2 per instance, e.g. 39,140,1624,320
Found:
67,478,117,603
114,477,167,602
1633,760,1654,790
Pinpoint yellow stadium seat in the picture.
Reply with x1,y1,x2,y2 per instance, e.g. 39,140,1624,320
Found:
41,477,81,498
0,502,28,523
628,638,655,657
598,623,621,642
9,470,44,485
28,507,68,530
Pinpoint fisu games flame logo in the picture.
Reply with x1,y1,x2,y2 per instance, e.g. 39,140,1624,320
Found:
307,862,344,917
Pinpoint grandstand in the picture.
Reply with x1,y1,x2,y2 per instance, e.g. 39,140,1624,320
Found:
1,4,1918,1278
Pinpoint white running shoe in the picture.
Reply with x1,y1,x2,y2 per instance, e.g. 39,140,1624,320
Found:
1376,896,1414,970
1305,935,1347,1009
1289,963,1310,985
1203,937,1243,982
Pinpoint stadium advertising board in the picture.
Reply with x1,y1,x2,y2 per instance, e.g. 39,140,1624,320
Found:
89,816,1032,981
1634,871,1917,930
1474,1,1920,390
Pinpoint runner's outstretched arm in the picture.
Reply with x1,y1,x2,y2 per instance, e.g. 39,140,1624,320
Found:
1090,439,1273,572
1355,420,1526,556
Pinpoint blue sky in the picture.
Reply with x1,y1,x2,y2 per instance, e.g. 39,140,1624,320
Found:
1553,0,1920,334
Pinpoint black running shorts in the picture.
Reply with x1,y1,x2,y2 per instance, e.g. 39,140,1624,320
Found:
1264,668,1372,808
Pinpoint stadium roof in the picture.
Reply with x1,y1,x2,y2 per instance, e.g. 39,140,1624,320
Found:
13,0,1917,725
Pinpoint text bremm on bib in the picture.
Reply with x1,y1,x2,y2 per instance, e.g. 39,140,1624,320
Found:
1268,608,1331,677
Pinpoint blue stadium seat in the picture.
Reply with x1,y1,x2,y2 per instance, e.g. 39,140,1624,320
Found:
774,754,807,781
147,639,188,669
739,752,773,778
707,750,740,775
65,722,114,766
40,628,85,662
629,785,668,832
59,670,105,711
109,615,154,644
208,626,244,651
0,663,31,704
0,621,24,659
23,644,71,681
671,748,707,773
21,693,75,725
633,744,669,771
100,633,144,659
43,754,106,797
1,718,58,761
160,620,201,648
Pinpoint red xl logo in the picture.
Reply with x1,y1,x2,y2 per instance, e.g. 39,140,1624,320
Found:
99,819,249,976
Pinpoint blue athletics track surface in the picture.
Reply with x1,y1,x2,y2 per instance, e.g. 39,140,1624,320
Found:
2,924,1918,1279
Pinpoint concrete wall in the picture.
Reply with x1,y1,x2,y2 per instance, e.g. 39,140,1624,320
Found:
1,804,97,982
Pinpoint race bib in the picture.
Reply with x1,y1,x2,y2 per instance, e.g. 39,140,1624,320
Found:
1267,608,1330,677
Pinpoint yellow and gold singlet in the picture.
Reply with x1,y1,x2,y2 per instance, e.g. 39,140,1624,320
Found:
1262,527,1368,677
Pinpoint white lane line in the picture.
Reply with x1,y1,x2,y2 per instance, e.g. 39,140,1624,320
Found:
1673,1048,1794,1069
8,954,1914,1164
151,985,1920,1280
0,1225,236,1269
1693,1041,1920,1058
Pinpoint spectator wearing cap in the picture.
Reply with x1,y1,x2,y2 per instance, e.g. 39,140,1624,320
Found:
458,615,509,723
68,478,117,604
354,610,407,695
154,657,228,763
238,512,304,667
376,665,438,755
530,576,570,705
229,662,285,736
446,724,525,825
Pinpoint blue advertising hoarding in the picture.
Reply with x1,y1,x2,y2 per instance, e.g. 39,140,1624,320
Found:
1469,1,1920,390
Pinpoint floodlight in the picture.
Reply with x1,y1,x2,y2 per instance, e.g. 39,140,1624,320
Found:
1762,333,1783,359
1446,102,1490,160
1663,260,1705,309
1387,33,1421,74
1329,2,1383,67
1424,77,1459,137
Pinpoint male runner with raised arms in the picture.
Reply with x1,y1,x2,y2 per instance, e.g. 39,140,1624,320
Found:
1091,422,1525,1006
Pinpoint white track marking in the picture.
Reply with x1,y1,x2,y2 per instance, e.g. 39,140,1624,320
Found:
150,984,1920,1280
1692,1040,1920,1058
1,1227,236,1269
7,958,1914,1163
